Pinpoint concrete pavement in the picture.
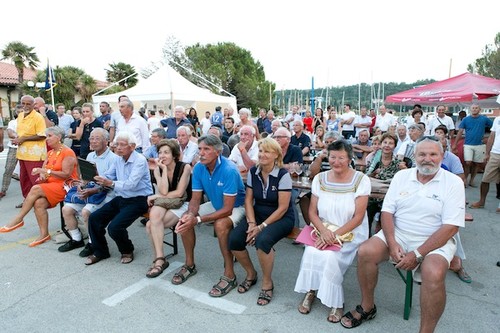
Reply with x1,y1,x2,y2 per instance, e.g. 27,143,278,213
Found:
0,146,499,333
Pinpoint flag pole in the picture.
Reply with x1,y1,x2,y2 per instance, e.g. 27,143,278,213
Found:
48,59,56,111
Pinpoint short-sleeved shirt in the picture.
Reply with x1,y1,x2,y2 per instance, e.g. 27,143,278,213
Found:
428,115,455,135
291,132,311,153
382,168,465,237
160,117,190,139
58,114,74,134
354,115,372,137
459,115,493,145
441,151,464,175
341,111,356,131
490,116,500,154
229,140,259,167
283,144,304,164
97,114,111,128
77,118,103,159
180,141,198,164
375,113,396,132
16,111,47,161
192,156,245,210
210,111,224,128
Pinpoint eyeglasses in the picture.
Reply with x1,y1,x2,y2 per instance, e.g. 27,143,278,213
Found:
273,135,288,139
416,135,439,143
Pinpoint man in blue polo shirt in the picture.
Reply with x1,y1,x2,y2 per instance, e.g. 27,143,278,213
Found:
175,134,246,297
160,105,190,138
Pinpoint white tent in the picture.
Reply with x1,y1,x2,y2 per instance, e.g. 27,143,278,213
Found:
92,65,237,116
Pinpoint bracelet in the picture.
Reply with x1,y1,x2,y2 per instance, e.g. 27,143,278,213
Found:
247,221,256,224
261,222,268,228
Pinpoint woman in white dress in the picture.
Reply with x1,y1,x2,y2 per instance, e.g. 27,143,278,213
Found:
295,140,371,323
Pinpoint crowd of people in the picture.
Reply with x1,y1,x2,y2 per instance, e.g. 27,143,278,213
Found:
1,96,499,332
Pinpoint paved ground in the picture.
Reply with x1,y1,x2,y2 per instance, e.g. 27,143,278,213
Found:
0,145,499,333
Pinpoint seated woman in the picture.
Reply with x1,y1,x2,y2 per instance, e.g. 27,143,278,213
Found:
365,133,400,235
295,140,370,323
364,135,381,170
228,137,294,305
0,126,78,246
312,125,326,151
145,139,192,278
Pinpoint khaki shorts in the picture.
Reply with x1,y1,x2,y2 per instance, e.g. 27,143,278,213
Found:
463,144,486,163
481,152,500,183
198,202,245,226
374,228,457,282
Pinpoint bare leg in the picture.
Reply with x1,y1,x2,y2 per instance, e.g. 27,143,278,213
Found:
214,217,236,278
147,207,179,259
463,161,472,185
419,254,449,333
257,248,275,290
33,197,50,240
232,249,257,281
62,205,79,230
6,185,45,227
472,182,490,207
179,224,196,267
469,162,479,186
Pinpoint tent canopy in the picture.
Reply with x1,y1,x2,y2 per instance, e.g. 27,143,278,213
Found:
92,65,237,116
385,73,500,108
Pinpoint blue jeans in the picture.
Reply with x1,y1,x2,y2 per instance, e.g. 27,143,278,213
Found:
88,196,148,258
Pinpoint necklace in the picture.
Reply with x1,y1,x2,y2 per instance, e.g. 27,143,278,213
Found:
47,146,63,170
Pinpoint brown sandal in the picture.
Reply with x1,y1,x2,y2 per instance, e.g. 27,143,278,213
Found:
237,275,258,293
171,264,197,285
146,257,169,278
298,290,316,314
85,254,109,266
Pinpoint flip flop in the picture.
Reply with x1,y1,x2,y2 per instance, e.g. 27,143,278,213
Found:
456,267,472,283
28,235,51,247
0,221,24,233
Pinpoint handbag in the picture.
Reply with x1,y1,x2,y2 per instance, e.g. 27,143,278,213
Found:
64,181,107,205
310,222,355,247
153,193,187,210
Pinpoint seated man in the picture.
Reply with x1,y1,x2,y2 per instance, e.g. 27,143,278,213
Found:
86,131,153,265
228,125,258,173
59,128,119,255
177,126,198,165
351,129,373,171
291,120,311,156
341,137,465,332
143,127,166,161
208,126,231,157
174,134,246,297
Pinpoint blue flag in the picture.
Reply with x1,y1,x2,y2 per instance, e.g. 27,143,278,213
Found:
44,64,56,90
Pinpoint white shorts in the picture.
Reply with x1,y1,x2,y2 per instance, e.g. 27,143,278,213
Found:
374,228,457,281
64,196,113,215
198,202,245,226
168,201,190,218
463,144,486,163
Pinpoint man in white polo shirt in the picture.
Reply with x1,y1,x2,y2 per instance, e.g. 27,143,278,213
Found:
341,136,465,332
428,105,455,136
228,124,258,173
374,105,396,133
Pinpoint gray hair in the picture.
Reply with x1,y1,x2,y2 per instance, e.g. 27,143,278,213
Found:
274,127,291,138
176,126,191,137
324,130,341,141
90,127,109,141
152,127,166,138
239,108,251,117
198,134,223,153
46,126,65,142
239,124,255,136
174,105,185,113
415,136,443,154
115,131,137,146
208,126,223,138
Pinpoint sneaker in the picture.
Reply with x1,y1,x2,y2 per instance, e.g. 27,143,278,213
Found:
79,243,93,257
58,239,85,252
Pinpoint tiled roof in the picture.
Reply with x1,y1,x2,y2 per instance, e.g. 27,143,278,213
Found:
0,61,37,85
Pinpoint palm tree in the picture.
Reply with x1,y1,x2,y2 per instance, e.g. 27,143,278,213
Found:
105,62,138,88
1,41,40,85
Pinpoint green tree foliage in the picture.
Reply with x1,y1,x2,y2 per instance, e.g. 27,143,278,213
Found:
162,38,273,113
1,41,40,85
105,62,138,88
467,32,500,79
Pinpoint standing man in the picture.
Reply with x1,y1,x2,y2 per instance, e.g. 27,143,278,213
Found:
34,97,58,127
285,105,302,125
55,103,74,137
428,105,455,136
109,95,129,143
291,120,311,156
341,137,465,332
374,105,396,134
210,106,224,128
116,99,150,153
97,101,112,131
200,111,212,135
74,103,103,159
256,108,267,134
453,104,493,187
147,110,162,134
469,115,499,211
174,135,246,297
86,132,153,265
353,107,372,138
13,95,47,202
0,105,23,198
340,104,356,139
160,105,190,139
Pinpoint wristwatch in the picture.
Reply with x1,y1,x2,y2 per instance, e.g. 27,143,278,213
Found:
413,249,424,263
196,216,202,224
47,169,52,175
